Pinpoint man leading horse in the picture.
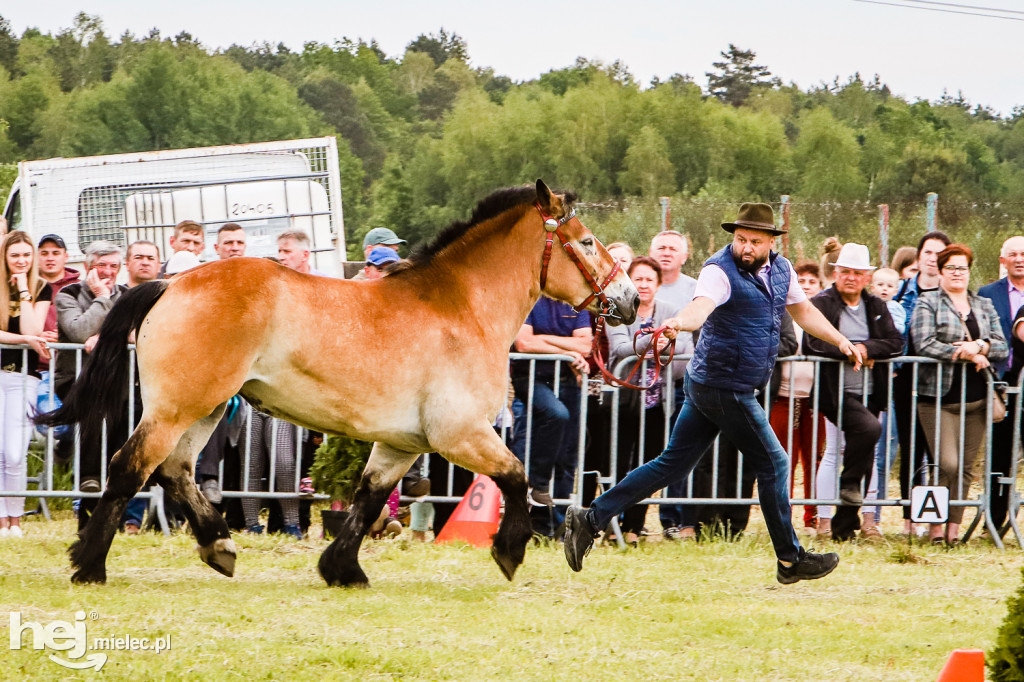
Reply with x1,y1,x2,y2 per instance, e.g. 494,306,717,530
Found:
564,202,865,584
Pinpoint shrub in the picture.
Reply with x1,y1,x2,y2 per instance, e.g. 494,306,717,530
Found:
989,566,1024,681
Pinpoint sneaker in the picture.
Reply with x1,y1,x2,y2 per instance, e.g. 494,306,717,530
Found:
663,526,683,541
246,524,265,535
529,488,554,507
403,477,431,498
8,526,22,539
0,527,8,539
383,518,402,539
124,523,140,536
200,479,223,504
282,524,304,540
80,478,101,493
777,548,840,585
563,506,598,572
298,477,315,499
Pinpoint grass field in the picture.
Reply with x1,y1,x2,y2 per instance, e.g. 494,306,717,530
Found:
2,511,1021,681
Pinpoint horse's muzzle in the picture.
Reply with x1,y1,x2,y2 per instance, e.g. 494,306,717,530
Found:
604,287,639,326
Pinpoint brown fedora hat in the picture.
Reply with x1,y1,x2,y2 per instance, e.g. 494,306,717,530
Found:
721,202,786,236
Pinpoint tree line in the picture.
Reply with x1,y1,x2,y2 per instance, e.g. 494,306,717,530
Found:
2,13,1023,268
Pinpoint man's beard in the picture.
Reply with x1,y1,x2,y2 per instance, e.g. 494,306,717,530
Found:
734,252,768,274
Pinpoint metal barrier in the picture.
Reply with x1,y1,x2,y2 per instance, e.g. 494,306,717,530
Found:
1,342,1021,547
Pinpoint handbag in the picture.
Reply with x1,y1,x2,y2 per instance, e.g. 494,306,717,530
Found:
958,315,1007,423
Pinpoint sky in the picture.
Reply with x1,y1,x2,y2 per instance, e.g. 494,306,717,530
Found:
5,0,1024,115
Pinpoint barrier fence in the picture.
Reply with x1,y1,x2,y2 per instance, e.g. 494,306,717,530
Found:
1,343,1021,548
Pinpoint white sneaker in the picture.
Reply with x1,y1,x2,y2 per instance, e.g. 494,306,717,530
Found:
0,527,9,538
8,526,22,538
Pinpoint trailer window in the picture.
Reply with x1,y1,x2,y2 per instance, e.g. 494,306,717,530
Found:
4,188,21,231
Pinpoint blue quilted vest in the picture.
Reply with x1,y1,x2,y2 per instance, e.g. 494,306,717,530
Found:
687,245,791,392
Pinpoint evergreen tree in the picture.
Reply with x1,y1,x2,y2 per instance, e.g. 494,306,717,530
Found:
706,44,780,107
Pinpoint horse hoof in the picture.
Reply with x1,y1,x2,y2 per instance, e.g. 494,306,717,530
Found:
70,567,107,585
490,547,520,581
198,538,237,578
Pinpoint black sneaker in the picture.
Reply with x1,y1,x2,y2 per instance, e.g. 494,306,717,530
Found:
776,548,840,585
563,506,598,572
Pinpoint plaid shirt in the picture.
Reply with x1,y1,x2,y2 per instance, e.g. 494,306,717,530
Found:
910,289,1008,397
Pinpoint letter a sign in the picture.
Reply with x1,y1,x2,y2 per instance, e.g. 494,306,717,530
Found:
911,486,949,523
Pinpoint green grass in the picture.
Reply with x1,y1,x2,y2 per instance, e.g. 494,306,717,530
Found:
1,512,1020,681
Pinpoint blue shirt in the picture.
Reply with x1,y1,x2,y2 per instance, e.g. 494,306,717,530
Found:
511,299,591,381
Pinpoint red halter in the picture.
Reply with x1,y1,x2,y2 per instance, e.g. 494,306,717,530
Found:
534,202,671,390
535,202,621,315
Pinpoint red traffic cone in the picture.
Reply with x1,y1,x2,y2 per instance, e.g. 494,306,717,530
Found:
434,475,501,547
936,649,984,682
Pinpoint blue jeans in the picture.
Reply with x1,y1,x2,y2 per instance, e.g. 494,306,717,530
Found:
659,381,696,530
511,376,581,536
590,374,801,562
873,407,898,523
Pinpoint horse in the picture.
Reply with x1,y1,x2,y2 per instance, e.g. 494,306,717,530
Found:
38,180,639,587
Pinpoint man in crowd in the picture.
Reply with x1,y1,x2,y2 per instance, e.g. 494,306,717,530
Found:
648,230,698,539
158,220,205,277
565,203,863,584
53,241,142,532
363,246,401,279
36,234,80,366
214,223,247,260
804,243,903,541
126,240,160,287
511,297,592,537
978,235,1024,537
893,230,951,534
351,227,407,280
278,230,329,276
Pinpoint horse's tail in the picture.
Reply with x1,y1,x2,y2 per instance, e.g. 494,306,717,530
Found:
35,280,171,435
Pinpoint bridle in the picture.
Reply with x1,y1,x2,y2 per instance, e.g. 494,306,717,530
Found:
535,202,622,319
534,202,672,390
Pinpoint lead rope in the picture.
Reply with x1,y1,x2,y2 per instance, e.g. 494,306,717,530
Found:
591,317,676,391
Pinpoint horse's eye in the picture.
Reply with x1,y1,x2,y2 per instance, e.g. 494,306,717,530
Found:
581,238,594,248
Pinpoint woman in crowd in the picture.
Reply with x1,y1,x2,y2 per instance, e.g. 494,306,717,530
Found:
819,237,843,289
605,256,692,544
606,242,634,270
0,231,52,538
770,261,825,535
911,244,1007,545
891,246,919,280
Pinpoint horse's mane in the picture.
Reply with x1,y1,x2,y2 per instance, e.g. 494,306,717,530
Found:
406,185,577,266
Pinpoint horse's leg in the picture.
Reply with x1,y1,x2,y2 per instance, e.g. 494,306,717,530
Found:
149,405,236,577
70,418,188,584
318,442,416,587
439,426,532,581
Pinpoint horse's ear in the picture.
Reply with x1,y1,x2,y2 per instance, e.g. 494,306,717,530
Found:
536,179,554,211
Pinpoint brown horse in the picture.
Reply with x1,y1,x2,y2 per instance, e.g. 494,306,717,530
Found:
39,180,638,587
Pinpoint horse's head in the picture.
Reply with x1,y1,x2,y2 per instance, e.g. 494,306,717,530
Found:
534,180,639,326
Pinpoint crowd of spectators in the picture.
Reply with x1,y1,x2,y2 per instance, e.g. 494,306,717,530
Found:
1,212,1022,550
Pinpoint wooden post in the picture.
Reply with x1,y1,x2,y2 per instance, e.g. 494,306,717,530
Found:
878,204,889,267
779,195,790,257
926,192,938,231
659,196,671,232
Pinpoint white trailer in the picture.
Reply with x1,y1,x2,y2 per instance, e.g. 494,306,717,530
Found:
2,137,346,275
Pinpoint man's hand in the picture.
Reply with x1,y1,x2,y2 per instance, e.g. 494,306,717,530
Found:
86,268,111,298
853,343,875,369
565,350,589,375
662,316,685,341
838,337,864,371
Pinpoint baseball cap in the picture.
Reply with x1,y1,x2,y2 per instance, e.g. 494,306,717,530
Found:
362,227,406,250
38,234,67,250
367,246,401,267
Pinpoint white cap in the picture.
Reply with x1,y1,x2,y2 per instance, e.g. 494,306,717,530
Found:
165,251,201,275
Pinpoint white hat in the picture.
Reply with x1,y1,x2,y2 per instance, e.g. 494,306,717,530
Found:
165,250,201,275
832,243,875,271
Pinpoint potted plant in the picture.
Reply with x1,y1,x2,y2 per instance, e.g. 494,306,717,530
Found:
309,435,372,539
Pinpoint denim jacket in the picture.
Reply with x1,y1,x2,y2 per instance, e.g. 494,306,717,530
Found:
909,289,1008,398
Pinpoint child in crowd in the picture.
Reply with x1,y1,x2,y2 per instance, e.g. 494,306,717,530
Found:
860,267,906,530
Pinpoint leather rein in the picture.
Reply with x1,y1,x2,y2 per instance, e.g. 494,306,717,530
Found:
534,202,674,391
